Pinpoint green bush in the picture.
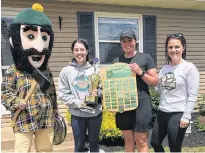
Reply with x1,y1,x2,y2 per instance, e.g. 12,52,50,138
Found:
195,94,205,132
65,88,160,140
149,87,160,128
150,87,160,110
195,115,205,132
65,110,122,140
199,94,205,115
66,110,71,123
100,111,122,140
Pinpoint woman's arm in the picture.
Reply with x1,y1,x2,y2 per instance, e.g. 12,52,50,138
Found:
141,68,158,87
129,54,158,87
181,65,200,123
58,68,82,109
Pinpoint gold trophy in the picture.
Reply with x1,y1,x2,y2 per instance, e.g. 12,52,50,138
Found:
85,58,101,107
85,73,101,106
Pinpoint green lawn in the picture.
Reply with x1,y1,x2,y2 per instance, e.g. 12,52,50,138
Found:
115,146,205,152
148,146,205,152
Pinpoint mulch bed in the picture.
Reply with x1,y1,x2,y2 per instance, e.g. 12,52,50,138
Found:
99,113,205,152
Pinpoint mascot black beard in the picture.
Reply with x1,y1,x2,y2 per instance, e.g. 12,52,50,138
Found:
1,3,66,152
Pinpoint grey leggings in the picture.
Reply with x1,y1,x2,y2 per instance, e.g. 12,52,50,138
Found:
151,111,188,152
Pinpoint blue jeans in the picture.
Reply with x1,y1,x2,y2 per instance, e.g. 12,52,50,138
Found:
71,113,102,152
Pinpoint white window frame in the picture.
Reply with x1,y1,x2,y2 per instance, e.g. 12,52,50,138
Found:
94,12,143,65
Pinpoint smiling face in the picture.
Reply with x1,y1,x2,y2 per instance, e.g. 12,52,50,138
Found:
167,38,184,65
20,25,50,69
120,37,136,54
73,42,88,65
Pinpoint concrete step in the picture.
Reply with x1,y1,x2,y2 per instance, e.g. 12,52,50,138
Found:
1,118,11,123
1,125,74,152
53,141,74,152
1,123,11,128
1,115,12,128
2,141,74,152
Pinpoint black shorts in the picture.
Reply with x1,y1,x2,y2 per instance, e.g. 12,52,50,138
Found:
115,97,152,132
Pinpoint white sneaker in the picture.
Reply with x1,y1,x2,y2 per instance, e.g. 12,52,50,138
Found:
86,149,105,153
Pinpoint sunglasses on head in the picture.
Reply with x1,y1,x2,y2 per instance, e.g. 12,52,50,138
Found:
167,33,183,38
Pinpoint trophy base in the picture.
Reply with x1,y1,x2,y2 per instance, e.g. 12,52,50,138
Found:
85,96,98,106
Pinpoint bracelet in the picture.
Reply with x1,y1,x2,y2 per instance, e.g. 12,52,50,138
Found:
139,70,145,77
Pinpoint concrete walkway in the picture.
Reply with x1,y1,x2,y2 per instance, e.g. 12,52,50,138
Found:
1,125,74,152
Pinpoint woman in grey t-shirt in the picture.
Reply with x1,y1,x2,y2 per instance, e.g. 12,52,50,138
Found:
151,33,199,152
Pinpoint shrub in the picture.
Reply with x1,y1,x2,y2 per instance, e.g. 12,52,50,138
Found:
65,110,122,140
65,87,160,140
66,110,71,123
149,87,160,128
199,94,205,116
100,111,122,140
195,115,205,132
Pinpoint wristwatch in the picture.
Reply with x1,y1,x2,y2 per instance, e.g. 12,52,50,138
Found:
139,70,145,77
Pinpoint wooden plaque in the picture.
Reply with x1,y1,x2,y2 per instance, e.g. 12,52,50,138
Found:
100,63,138,113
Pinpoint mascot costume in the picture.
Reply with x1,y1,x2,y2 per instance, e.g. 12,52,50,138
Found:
1,3,64,152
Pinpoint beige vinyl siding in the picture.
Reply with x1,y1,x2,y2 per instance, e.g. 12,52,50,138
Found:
2,0,205,96
200,72,205,94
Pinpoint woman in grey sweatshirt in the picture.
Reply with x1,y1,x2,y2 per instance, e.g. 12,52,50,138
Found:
151,33,200,152
58,39,102,152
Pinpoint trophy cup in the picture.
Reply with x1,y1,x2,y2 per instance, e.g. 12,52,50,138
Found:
85,58,101,107
84,73,100,107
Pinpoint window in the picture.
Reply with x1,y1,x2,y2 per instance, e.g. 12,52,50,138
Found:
77,12,156,66
1,18,14,76
95,13,143,64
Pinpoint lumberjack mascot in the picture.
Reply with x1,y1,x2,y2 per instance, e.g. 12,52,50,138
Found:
1,3,66,152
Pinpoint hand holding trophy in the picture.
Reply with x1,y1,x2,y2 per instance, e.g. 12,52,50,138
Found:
80,58,101,113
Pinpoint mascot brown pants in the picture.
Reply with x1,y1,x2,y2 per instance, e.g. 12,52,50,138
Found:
15,127,54,152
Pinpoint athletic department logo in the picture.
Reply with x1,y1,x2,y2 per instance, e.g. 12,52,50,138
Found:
160,72,176,90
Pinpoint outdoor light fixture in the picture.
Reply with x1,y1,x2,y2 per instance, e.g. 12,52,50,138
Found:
59,16,63,31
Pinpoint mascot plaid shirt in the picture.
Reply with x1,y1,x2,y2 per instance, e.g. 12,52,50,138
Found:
1,65,58,132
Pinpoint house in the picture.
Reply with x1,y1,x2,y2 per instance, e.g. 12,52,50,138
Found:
1,0,205,119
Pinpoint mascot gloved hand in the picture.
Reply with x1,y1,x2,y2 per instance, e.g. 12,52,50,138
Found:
1,3,64,152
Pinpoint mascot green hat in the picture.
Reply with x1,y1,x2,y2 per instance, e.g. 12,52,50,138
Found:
13,3,51,27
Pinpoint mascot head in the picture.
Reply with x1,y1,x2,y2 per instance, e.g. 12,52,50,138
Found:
9,3,54,73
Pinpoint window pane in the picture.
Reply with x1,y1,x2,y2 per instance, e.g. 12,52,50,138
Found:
98,17,138,41
1,18,13,66
97,17,140,64
99,42,123,64
1,69,7,76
